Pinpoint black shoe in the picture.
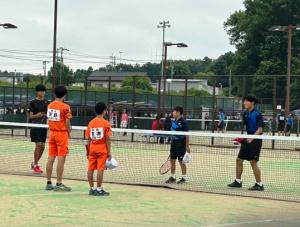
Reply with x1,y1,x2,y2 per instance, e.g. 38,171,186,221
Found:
177,178,186,184
89,189,96,196
228,180,242,188
94,189,110,196
165,177,176,184
248,183,264,191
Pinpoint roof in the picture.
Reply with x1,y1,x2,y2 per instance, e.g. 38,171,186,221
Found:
87,71,147,82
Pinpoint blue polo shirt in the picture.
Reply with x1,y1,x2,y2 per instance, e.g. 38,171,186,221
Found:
171,117,189,141
219,112,225,122
287,117,293,126
242,108,263,135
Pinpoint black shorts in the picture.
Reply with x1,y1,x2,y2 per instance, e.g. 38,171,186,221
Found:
218,121,225,129
278,123,285,131
238,139,262,161
30,128,47,143
170,140,186,161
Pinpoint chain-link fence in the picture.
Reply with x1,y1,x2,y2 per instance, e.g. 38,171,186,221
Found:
0,74,299,135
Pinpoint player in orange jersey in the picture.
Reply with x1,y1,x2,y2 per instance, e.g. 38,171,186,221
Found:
45,86,72,191
85,102,112,196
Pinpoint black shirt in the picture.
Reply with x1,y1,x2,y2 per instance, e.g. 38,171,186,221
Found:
29,99,49,123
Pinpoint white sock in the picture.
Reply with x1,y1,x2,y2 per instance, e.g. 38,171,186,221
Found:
96,187,102,191
236,179,242,183
257,182,263,186
171,174,175,179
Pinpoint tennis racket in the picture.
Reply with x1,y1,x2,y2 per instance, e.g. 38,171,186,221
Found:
159,155,171,175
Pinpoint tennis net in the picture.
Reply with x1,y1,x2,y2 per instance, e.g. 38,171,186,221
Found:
0,121,299,202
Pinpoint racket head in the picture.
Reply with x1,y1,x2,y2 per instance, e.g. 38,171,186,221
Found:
159,156,171,175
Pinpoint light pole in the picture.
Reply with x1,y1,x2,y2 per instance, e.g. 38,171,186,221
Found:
52,0,58,98
270,24,300,115
162,42,188,115
0,23,17,29
157,21,171,82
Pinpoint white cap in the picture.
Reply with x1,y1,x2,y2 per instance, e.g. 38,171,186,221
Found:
106,158,118,170
182,153,191,164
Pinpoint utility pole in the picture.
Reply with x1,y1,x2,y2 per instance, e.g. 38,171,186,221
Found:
157,20,171,102
42,60,50,84
119,51,123,64
57,47,69,85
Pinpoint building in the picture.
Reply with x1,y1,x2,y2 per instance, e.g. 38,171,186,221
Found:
158,78,223,95
87,71,147,88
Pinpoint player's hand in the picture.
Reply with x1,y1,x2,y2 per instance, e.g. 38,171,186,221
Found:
36,112,43,118
186,146,191,153
247,138,254,143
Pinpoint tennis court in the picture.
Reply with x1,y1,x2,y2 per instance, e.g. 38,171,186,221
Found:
1,174,300,227
0,122,300,226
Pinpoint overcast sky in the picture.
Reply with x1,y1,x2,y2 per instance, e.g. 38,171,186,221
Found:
0,0,244,74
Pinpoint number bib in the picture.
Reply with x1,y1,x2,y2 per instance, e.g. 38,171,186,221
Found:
47,109,61,121
90,128,104,140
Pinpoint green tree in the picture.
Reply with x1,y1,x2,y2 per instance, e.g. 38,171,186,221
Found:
74,66,93,82
47,63,74,86
224,0,300,108
121,75,153,92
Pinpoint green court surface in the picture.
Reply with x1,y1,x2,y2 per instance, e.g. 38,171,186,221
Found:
0,132,299,202
1,174,300,227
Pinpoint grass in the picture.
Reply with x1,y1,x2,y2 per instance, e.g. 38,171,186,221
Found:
1,174,300,227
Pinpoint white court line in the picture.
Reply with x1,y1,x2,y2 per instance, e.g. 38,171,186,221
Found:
12,192,87,197
203,219,273,227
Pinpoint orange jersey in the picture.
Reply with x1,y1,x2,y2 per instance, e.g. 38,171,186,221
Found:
47,100,72,131
85,117,112,154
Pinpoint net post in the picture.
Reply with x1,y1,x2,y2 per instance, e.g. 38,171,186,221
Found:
11,75,15,135
131,76,136,142
84,77,87,125
157,77,161,116
272,76,277,149
211,76,216,145
184,78,188,117
25,78,30,137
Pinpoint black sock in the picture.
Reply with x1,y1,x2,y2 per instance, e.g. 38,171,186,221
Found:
47,181,52,185
56,183,62,186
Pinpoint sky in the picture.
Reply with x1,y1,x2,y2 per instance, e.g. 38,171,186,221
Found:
0,0,244,74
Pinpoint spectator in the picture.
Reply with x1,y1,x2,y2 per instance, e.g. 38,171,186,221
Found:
204,113,210,131
217,109,226,133
285,114,294,136
164,113,172,143
277,111,286,136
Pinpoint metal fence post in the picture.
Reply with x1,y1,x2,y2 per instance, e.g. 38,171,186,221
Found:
131,76,136,142
211,76,216,145
184,78,188,117
272,76,277,149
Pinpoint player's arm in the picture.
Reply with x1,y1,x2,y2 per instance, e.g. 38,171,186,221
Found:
184,121,191,153
84,127,90,158
106,125,112,160
66,119,72,136
106,137,111,160
29,111,44,119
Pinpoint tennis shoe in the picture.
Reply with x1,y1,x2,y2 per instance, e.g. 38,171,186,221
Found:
53,183,72,192
165,176,176,184
177,178,186,184
94,189,110,196
248,183,264,191
228,180,242,188
33,165,43,174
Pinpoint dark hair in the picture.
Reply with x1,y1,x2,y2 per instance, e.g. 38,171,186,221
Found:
35,84,46,92
173,106,184,115
95,102,107,115
55,86,68,98
243,94,258,105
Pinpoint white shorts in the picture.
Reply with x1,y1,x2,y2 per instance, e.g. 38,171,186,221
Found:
120,121,128,128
